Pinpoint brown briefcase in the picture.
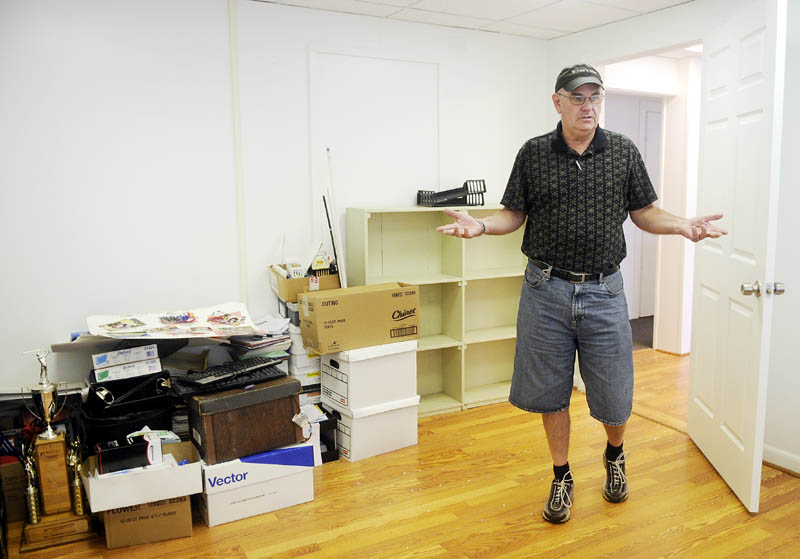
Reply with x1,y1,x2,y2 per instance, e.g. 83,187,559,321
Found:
188,375,302,465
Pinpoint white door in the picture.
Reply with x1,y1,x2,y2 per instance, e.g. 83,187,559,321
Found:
688,0,786,512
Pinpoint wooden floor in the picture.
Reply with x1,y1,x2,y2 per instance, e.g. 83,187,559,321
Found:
7,350,800,558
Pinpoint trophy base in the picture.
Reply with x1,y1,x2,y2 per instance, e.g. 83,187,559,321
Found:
20,510,96,553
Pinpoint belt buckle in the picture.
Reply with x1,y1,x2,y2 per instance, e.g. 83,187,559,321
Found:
569,271,587,283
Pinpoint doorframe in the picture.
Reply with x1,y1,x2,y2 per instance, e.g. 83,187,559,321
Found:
603,91,665,323
598,55,702,356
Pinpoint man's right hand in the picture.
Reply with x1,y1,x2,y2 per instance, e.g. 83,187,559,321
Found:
436,208,483,238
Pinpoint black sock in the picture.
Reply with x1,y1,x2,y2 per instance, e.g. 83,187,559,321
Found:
553,462,571,482
606,441,623,461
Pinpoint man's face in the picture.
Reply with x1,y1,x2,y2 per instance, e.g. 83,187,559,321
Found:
552,83,603,137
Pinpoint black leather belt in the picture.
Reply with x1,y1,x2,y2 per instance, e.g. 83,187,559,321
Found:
530,259,619,283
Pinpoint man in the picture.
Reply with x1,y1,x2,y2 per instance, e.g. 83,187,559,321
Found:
436,63,726,524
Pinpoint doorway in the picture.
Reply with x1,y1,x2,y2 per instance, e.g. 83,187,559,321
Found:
604,92,663,349
598,46,703,423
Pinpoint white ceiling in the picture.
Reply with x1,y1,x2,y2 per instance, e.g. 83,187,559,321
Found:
258,0,695,40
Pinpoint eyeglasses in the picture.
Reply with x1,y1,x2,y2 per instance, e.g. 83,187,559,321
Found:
558,93,605,105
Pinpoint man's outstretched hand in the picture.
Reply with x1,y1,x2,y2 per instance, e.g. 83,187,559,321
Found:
436,208,482,238
678,214,728,242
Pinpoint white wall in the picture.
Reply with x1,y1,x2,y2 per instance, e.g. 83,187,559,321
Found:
0,0,240,391
547,0,749,72
764,0,800,474
603,56,681,96
234,1,549,323
654,56,701,355
0,0,549,390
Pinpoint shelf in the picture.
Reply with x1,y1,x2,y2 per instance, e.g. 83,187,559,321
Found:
367,273,461,285
348,206,522,415
463,381,512,408
463,266,524,281
418,335,461,351
363,204,505,214
417,347,461,415
349,210,463,286
464,277,522,334
419,393,463,417
464,208,527,278
463,326,516,345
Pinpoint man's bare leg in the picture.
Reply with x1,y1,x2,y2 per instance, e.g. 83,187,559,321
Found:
603,423,625,447
542,410,570,466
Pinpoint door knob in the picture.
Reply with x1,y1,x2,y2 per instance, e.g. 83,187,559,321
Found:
767,281,786,295
741,281,761,297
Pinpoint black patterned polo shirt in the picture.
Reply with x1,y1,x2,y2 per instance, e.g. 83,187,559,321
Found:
500,121,658,273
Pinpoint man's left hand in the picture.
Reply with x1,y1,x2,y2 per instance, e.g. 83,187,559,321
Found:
679,214,728,242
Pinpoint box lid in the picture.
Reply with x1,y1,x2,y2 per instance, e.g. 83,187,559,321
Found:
324,395,420,419
191,375,301,415
333,340,417,363
299,282,410,302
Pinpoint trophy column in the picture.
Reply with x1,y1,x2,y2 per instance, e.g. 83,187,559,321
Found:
20,349,95,552
34,432,71,515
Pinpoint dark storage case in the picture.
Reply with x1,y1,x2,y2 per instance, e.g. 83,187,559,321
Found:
188,375,302,465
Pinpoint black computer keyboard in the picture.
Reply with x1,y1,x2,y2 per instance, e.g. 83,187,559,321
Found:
172,357,287,397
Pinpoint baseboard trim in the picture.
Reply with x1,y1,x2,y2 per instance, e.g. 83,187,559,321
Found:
654,349,690,357
632,400,687,435
763,444,800,477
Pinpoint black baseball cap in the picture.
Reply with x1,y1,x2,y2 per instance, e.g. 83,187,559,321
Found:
554,64,603,92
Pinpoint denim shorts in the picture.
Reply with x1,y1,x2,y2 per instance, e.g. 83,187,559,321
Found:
509,260,634,425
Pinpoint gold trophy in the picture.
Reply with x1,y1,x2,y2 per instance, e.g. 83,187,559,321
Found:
19,350,94,552
20,442,41,524
22,349,70,515
67,437,85,516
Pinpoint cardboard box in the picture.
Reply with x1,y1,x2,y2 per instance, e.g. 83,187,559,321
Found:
289,331,305,351
103,496,192,549
189,376,303,465
198,442,315,527
92,344,158,369
93,358,162,382
299,283,420,355
0,459,27,522
321,340,417,409
291,372,321,389
80,441,202,513
325,396,419,462
270,264,340,303
289,351,320,369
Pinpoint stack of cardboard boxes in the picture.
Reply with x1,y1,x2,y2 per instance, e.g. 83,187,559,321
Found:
187,375,318,527
299,283,422,462
270,264,340,406
80,356,317,547
288,326,322,406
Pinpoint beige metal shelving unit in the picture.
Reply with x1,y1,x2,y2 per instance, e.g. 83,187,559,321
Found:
346,205,527,417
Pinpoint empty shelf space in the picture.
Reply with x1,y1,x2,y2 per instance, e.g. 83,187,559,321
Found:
419,393,462,417
463,326,516,345
463,381,512,408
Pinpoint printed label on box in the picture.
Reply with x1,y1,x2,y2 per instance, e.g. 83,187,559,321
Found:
336,422,351,458
321,363,348,406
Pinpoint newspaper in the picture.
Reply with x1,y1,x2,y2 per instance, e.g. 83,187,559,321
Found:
87,302,263,339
